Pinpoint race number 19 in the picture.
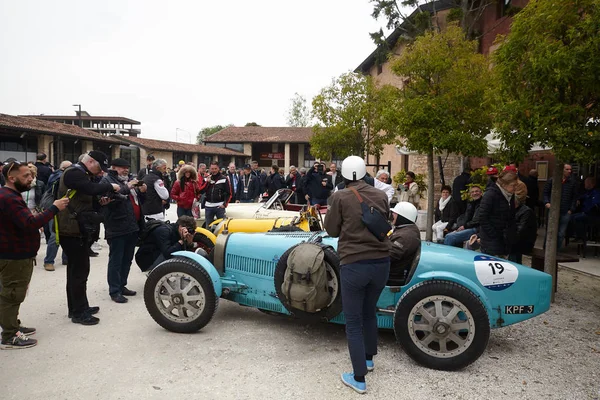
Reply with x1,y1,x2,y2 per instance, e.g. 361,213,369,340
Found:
488,262,505,275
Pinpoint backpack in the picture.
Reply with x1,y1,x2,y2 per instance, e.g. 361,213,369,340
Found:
281,243,331,313
137,219,169,246
40,180,61,210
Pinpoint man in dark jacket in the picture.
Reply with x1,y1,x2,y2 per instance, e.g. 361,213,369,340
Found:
543,164,578,249
236,164,260,203
226,163,240,203
304,162,333,206
34,153,53,185
0,161,69,349
266,165,284,198
250,160,266,194
135,216,196,272
284,166,302,204
525,169,539,211
452,160,472,215
443,186,483,247
137,154,155,180
509,181,537,264
324,156,390,394
56,151,120,326
295,167,307,205
142,159,170,221
43,160,72,271
100,158,147,304
478,170,518,257
201,161,231,227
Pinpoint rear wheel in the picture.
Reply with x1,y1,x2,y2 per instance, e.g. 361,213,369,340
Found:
144,256,218,333
394,280,490,371
193,233,215,254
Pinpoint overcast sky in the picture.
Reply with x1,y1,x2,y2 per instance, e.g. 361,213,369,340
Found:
0,0,390,142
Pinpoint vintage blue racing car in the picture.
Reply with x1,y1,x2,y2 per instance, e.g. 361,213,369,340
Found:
143,231,552,371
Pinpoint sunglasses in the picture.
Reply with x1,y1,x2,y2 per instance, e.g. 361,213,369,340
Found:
4,161,25,176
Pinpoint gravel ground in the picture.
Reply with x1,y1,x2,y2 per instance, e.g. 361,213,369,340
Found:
1,244,599,399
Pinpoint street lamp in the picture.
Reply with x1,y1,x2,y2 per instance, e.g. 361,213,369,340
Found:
73,104,82,128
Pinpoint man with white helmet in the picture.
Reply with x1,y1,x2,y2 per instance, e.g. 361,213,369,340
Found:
389,202,421,284
324,155,391,395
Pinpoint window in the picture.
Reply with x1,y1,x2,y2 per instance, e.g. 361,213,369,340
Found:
536,161,548,181
120,146,140,174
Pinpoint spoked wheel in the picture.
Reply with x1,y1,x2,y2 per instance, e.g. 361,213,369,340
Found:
394,280,490,371
144,257,218,333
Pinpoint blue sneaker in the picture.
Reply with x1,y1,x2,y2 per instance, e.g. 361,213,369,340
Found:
341,373,366,394
366,360,374,372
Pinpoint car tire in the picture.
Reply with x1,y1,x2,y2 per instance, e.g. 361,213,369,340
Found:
394,280,490,371
274,243,342,323
144,256,218,333
193,232,215,254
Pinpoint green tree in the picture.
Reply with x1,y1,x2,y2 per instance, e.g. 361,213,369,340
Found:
387,24,493,241
244,122,261,127
196,124,231,144
492,0,600,300
310,72,398,160
286,93,311,127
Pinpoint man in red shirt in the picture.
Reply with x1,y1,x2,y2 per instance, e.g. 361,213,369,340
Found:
0,161,69,349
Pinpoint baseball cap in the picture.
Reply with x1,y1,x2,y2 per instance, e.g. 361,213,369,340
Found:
243,163,252,170
178,160,185,165
146,154,155,161
503,165,518,173
88,150,109,172
486,166,498,175
110,158,130,167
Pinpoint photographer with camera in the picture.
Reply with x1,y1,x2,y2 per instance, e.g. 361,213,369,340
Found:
304,161,333,206
99,158,147,304
135,216,197,273
56,151,120,326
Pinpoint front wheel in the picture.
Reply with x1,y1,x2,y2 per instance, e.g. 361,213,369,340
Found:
394,280,490,371
144,256,218,333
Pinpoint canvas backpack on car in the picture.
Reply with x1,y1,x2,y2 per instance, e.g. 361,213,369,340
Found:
281,243,330,313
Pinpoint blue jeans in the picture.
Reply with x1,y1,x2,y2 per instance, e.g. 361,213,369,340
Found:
341,258,390,377
44,219,67,265
310,198,327,207
107,232,138,297
177,206,193,217
204,206,226,228
443,228,477,248
558,213,571,249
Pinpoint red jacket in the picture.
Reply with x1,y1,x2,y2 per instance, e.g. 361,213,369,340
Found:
170,178,205,209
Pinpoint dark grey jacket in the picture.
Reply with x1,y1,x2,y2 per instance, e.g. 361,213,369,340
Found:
100,170,141,239
478,184,516,256
543,176,578,215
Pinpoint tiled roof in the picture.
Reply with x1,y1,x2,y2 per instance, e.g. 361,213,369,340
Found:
0,114,121,143
114,135,245,156
204,126,313,143
18,114,140,124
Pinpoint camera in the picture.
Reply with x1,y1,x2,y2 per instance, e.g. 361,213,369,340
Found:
104,191,128,202
317,164,324,173
133,181,145,187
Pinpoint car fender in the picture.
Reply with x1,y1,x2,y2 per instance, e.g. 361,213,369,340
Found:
194,226,217,245
171,251,222,297
411,270,493,320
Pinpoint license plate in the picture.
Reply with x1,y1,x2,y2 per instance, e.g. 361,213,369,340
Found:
504,305,534,314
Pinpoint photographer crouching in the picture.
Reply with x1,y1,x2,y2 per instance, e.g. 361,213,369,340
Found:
99,158,146,304
56,151,120,326
135,216,197,273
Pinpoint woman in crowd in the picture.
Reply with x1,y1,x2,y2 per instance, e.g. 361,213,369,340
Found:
478,169,518,257
22,163,45,215
432,185,459,242
170,165,204,217
399,171,420,209
508,180,537,263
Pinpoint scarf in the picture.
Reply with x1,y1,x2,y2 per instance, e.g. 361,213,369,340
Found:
496,182,513,204
438,195,451,211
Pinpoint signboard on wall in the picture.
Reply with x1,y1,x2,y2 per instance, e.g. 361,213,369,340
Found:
260,152,284,160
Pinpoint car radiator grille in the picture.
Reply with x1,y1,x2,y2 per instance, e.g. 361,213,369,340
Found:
227,254,277,277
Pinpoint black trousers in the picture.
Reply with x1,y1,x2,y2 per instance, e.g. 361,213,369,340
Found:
60,236,91,316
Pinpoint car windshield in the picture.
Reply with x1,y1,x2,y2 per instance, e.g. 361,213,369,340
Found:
262,188,293,209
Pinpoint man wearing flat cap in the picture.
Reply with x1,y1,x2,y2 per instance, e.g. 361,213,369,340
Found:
100,158,147,304
56,151,120,325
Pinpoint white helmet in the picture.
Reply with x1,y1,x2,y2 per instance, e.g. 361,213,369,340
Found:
341,156,366,181
390,202,418,223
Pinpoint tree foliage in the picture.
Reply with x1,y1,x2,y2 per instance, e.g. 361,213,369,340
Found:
196,124,232,144
386,24,493,240
491,0,600,299
286,93,311,127
244,122,261,127
310,72,398,160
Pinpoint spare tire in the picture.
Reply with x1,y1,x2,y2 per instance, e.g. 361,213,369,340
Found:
274,243,342,322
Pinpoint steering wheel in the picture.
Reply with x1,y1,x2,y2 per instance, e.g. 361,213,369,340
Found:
274,200,284,210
